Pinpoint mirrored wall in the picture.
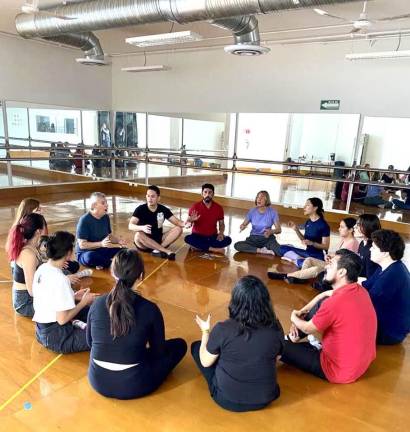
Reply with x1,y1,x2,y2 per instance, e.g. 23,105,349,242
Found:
1,100,409,223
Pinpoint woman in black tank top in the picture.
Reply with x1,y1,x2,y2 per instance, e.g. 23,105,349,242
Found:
6,213,47,317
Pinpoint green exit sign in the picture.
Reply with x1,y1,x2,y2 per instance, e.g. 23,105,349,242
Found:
320,100,340,110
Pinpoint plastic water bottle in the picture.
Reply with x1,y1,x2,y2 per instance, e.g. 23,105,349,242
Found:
157,212,165,229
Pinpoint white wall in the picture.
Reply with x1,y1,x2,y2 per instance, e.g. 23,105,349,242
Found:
0,35,111,110
112,39,410,117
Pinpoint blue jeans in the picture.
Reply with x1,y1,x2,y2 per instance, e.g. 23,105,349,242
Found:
77,247,122,268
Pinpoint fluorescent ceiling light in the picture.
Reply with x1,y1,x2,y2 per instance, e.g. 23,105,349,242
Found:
126,31,203,47
346,50,410,60
121,65,170,72
314,8,327,16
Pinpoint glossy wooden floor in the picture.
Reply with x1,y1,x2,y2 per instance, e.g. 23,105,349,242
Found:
0,193,409,431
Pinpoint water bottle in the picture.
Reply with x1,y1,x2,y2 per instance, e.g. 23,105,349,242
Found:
157,212,165,229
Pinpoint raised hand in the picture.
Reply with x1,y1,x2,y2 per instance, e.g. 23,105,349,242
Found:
195,314,211,332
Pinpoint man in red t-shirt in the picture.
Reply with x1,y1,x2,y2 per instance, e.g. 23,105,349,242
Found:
280,249,377,384
184,183,232,253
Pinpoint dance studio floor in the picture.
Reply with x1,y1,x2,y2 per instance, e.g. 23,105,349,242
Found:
0,192,409,431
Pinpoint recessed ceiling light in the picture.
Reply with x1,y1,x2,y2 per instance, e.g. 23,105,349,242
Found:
125,31,203,47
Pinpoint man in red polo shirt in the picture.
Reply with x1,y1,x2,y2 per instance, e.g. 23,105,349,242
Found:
280,249,377,384
184,183,232,253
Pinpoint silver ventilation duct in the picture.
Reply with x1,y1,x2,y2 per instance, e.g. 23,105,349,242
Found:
210,15,269,56
16,1,367,38
43,32,108,65
16,1,365,60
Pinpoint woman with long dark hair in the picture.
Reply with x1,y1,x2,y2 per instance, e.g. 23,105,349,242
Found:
355,214,382,278
87,249,187,399
191,275,283,412
32,231,96,353
6,213,47,317
275,197,330,269
268,217,358,284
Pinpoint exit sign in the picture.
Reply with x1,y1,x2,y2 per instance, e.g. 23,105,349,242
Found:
320,100,340,110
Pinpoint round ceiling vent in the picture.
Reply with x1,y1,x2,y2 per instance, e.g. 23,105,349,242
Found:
75,57,109,66
224,44,270,56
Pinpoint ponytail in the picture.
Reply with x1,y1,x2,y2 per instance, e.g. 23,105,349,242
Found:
106,279,136,338
308,197,325,219
107,249,145,338
7,224,25,261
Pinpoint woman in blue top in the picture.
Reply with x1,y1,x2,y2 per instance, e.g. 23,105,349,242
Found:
234,191,281,256
279,197,330,267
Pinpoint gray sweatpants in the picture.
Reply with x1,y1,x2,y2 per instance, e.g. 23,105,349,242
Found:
234,235,281,255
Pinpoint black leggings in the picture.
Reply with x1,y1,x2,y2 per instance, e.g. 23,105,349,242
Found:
191,341,272,412
88,338,187,400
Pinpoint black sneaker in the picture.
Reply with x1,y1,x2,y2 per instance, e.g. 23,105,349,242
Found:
167,252,176,261
267,272,286,280
285,276,305,285
151,250,167,258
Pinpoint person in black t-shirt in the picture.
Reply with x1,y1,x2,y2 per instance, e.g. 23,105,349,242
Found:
87,249,187,399
191,275,284,412
129,185,185,260
355,214,381,279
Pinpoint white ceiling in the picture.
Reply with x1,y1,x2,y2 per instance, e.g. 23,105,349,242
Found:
2,0,410,55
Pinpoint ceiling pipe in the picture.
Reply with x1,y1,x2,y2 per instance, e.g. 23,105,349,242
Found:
16,1,367,38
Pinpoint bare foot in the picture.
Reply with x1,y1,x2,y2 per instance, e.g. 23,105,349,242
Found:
209,247,226,254
257,247,275,256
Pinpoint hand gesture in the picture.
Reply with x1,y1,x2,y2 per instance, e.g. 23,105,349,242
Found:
288,323,300,343
325,254,332,263
263,228,272,238
216,233,225,242
189,210,201,223
67,274,81,285
101,236,112,248
142,225,152,234
74,288,87,301
118,238,127,247
239,223,246,233
195,314,211,332
288,221,297,230
290,309,303,324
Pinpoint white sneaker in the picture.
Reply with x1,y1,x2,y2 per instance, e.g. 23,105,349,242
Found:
75,269,93,278
308,334,322,350
72,320,87,330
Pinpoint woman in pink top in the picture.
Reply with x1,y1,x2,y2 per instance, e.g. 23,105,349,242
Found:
268,217,359,284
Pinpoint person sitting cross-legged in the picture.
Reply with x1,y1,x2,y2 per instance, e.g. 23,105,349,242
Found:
363,229,410,345
281,249,377,384
191,275,284,412
129,185,185,260
76,192,126,269
184,183,232,254
234,190,281,256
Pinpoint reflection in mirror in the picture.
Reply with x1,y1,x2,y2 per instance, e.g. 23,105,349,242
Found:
349,116,410,223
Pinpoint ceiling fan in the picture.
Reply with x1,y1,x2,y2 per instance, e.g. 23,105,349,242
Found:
314,1,410,34
21,0,77,20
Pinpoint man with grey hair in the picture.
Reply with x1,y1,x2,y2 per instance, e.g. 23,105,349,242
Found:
76,192,126,269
